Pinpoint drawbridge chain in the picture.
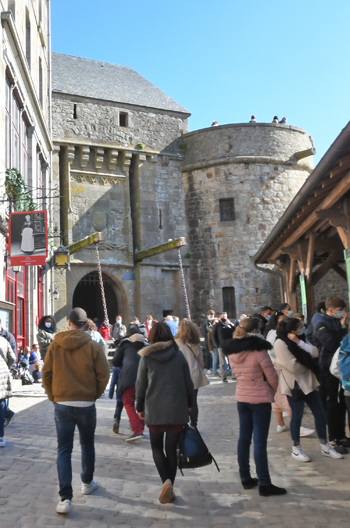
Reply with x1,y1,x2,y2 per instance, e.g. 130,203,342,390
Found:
94,242,109,326
177,247,191,320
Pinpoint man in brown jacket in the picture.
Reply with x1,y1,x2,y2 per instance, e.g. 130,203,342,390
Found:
42,308,110,514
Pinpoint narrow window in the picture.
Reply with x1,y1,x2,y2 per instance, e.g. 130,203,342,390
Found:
73,104,77,119
39,57,43,106
39,0,43,23
222,287,236,320
219,198,235,221
119,112,128,127
25,8,31,69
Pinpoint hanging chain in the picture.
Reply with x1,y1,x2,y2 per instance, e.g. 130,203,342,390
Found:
94,242,109,326
177,247,191,320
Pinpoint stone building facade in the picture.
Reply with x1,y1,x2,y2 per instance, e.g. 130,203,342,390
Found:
0,1,52,350
51,53,190,328
181,124,315,321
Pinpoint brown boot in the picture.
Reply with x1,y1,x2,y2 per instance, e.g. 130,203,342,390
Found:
159,479,174,504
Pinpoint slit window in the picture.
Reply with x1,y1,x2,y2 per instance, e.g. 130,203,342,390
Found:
119,112,128,127
222,287,236,320
73,104,78,119
219,198,235,221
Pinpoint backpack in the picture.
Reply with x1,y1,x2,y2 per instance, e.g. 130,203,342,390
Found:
338,350,350,391
21,371,34,385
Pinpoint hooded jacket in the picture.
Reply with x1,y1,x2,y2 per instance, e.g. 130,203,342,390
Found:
223,335,278,403
112,333,148,397
42,330,110,403
135,340,194,425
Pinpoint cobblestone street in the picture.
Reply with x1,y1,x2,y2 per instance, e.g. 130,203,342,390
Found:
1,376,350,528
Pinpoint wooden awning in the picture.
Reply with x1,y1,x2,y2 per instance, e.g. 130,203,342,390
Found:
252,120,350,317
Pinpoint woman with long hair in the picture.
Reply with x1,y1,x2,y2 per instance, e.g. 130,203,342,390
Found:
136,322,194,504
223,317,287,496
37,315,57,362
274,317,342,462
175,318,209,427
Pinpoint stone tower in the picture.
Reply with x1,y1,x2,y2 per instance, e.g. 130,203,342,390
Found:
180,123,315,321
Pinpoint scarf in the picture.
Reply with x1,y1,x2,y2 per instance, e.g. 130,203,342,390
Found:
276,330,319,377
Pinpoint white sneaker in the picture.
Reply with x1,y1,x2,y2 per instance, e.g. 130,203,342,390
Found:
292,445,311,462
0,438,6,447
320,443,343,459
277,424,288,433
82,480,98,495
56,499,72,514
300,426,314,437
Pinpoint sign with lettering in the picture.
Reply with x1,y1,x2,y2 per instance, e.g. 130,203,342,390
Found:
9,211,48,266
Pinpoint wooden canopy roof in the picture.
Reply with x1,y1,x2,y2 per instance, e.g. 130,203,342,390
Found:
252,120,350,315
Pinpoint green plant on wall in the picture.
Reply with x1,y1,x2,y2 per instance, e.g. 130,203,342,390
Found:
5,168,37,211
179,141,187,155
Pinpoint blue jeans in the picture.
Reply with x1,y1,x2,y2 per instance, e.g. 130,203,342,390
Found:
211,348,218,374
237,402,272,486
54,403,96,500
4,399,14,419
287,390,327,445
0,400,5,438
109,367,124,420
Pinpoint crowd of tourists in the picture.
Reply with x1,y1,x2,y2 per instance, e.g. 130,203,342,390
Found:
1,296,350,514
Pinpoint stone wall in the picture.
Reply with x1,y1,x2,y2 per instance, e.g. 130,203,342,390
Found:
52,95,188,153
52,91,190,326
181,124,314,321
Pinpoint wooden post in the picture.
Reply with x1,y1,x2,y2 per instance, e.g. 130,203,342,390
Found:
305,234,315,317
287,258,298,313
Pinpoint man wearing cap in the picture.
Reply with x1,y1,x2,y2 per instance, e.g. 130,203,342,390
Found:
42,308,110,514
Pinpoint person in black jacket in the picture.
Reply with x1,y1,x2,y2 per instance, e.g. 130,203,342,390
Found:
313,297,349,453
211,312,235,382
135,322,194,505
112,325,148,443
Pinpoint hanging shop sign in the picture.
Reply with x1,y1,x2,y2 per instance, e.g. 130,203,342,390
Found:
9,210,48,266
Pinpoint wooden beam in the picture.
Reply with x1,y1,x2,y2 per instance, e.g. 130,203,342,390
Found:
337,227,348,249
270,170,350,260
332,264,347,282
134,237,187,262
67,232,103,255
289,258,297,294
316,209,348,229
305,233,315,282
311,250,343,286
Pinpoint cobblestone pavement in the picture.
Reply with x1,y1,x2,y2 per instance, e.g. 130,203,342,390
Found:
1,375,350,528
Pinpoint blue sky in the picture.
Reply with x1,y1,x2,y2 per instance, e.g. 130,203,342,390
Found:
52,0,349,163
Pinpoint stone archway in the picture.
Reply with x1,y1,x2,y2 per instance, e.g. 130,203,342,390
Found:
72,271,125,324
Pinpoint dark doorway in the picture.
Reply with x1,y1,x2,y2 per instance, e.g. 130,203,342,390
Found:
73,272,118,324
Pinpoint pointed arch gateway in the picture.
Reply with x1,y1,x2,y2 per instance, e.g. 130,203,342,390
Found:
72,271,127,324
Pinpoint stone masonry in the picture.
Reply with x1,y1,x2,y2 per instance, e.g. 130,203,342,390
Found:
181,123,315,321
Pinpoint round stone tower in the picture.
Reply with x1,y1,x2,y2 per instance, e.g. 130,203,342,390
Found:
180,123,315,321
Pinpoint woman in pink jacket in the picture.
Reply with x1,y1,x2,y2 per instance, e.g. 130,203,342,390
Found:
223,318,287,497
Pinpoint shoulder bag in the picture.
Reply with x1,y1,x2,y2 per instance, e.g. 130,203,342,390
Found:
177,421,220,475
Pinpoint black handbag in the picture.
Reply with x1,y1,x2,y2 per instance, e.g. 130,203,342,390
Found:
21,371,34,385
177,423,220,475
291,380,306,401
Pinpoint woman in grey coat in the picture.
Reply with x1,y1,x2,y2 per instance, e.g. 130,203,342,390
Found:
136,322,194,504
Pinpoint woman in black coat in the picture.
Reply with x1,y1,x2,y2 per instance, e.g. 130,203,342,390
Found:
136,322,194,504
112,325,148,443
